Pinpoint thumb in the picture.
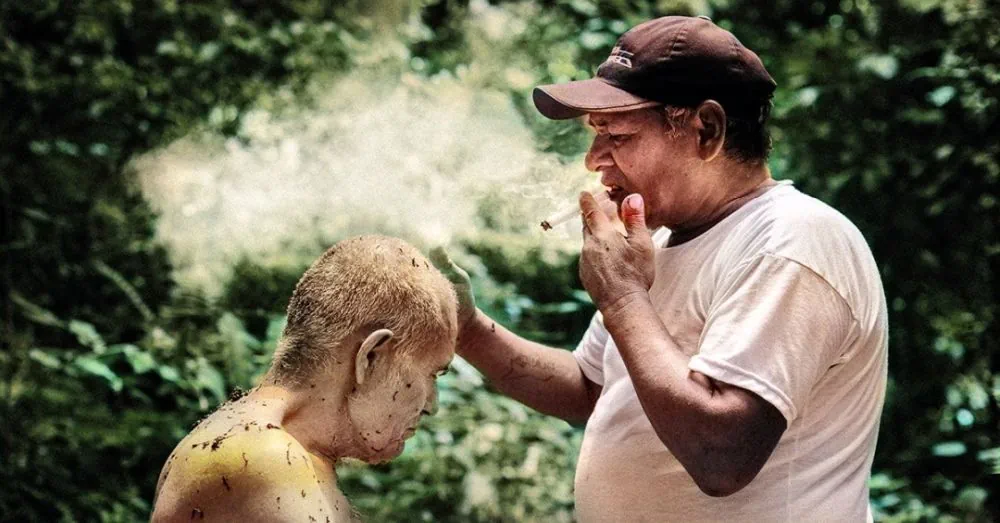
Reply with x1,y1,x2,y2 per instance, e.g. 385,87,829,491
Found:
622,193,650,242
428,246,470,284
428,246,451,271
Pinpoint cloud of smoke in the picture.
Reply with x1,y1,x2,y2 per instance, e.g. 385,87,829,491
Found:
134,67,594,291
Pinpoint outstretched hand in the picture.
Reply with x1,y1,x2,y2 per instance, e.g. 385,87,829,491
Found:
578,192,655,312
428,247,477,332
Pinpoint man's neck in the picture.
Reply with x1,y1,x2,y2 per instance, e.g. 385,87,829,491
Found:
667,164,775,247
251,382,355,464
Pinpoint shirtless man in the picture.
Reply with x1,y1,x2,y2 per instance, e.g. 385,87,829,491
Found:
151,235,458,522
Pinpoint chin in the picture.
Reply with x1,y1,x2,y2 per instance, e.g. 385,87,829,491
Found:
363,434,410,464
369,443,405,464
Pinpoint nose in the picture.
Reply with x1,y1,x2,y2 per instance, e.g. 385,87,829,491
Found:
421,385,439,416
585,134,615,172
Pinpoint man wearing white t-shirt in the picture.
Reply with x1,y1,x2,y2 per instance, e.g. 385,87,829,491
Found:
432,15,887,522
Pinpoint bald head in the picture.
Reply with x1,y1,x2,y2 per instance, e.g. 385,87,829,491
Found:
270,235,458,386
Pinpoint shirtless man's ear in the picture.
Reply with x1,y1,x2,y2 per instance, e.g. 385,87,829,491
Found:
151,235,457,523
354,329,393,386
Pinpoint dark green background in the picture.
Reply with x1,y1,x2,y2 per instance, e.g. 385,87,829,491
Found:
1,0,996,521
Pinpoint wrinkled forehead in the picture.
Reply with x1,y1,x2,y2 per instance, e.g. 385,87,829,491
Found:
397,331,455,369
586,107,662,131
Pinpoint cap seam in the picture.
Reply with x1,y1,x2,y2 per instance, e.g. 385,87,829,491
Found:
667,18,696,59
730,35,741,75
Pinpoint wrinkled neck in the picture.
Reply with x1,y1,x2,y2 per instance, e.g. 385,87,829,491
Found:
251,373,357,464
667,165,774,247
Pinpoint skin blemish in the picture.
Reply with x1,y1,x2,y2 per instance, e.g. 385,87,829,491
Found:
276,496,280,507
242,453,249,470
500,354,556,383
392,390,398,401
286,443,292,465
375,430,381,435
210,434,228,451
301,489,307,498
310,517,317,522
491,322,496,333
266,423,281,430
412,258,418,267
406,383,412,388
221,476,231,491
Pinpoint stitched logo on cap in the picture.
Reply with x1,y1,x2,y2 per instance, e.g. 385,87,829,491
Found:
605,46,634,68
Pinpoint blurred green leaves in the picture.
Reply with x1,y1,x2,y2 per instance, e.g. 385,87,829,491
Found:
2,0,998,521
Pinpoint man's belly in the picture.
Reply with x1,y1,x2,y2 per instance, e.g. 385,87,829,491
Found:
574,423,698,523
573,397,799,523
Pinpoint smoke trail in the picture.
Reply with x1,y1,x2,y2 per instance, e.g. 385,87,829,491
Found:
134,68,593,290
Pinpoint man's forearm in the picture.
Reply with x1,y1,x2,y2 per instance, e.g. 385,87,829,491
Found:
600,292,781,496
457,309,599,423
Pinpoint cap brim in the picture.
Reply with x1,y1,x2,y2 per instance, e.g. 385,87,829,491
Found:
532,78,660,120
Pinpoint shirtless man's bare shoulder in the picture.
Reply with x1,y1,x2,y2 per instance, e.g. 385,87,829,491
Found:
152,400,354,523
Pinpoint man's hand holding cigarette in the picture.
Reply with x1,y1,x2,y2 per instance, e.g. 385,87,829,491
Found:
578,192,655,312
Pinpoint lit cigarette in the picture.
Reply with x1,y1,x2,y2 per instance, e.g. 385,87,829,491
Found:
541,189,611,231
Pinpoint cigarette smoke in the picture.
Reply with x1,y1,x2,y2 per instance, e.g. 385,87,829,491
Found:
133,1,600,291
134,69,593,291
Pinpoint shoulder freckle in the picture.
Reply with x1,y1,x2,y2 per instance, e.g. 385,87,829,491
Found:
179,428,316,491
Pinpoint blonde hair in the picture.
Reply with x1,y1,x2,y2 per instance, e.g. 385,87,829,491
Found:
269,235,458,386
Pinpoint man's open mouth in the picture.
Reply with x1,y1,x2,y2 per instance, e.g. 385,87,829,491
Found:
606,184,627,202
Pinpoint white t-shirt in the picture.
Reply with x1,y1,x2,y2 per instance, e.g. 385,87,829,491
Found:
573,182,888,523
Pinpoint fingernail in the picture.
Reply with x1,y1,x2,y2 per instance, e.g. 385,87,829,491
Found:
626,194,643,211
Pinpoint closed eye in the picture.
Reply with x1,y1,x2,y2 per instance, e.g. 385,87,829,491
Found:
609,133,630,146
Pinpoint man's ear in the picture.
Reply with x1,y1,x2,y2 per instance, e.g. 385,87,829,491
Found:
355,328,394,386
693,100,726,162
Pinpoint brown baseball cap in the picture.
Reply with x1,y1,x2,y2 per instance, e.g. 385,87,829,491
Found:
533,16,776,120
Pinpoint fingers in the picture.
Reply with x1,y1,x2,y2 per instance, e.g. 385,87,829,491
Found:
428,247,452,272
428,247,470,283
579,191,611,233
621,194,649,243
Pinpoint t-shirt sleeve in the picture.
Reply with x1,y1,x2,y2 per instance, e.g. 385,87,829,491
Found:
573,311,609,386
688,253,856,423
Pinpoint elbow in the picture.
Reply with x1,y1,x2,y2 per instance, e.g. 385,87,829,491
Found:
692,472,750,498
681,448,761,498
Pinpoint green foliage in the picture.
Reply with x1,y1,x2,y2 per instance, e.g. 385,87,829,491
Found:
0,0,359,519
2,0,998,521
